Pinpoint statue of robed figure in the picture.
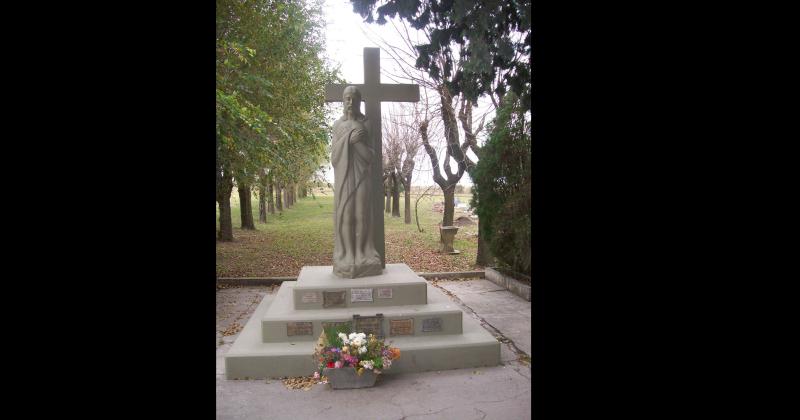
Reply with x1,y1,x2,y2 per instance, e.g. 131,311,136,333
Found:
331,86,382,278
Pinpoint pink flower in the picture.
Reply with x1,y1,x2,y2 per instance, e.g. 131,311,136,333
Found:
313,372,320,379
334,360,343,368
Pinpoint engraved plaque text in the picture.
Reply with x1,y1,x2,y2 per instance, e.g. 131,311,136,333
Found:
350,288,373,303
421,317,443,332
323,290,347,308
377,288,393,299
301,292,320,303
390,319,413,336
286,321,314,336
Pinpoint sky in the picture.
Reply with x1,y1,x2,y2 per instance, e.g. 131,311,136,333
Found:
319,0,494,186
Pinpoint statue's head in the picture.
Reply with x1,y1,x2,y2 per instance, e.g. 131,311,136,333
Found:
343,86,363,118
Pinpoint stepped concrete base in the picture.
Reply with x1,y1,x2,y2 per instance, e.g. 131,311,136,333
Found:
292,264,428,309
263,282,462,342
225,282,500,379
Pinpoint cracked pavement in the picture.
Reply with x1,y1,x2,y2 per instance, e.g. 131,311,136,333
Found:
216,279,531,420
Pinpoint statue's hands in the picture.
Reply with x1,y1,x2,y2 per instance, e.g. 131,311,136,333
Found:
349,128,367,144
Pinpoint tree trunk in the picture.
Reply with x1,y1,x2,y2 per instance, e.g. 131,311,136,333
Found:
258,183,267,223
475,219,494,266
276,184,283,212
391,172,400,217
385,181,391,213
238,183,256,230
267,182,275,214
284,185,291,208
403,177,412,224
216,171,234,241
442,185,455,227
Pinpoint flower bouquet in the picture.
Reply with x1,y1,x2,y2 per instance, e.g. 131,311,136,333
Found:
313,327,400,389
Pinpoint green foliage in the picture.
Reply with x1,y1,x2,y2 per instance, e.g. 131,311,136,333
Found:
349,0,531,109
470,92,530,275
323,323,353,348
217,0,339,189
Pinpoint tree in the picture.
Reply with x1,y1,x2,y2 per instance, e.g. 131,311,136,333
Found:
350,0,531,110
470,92,530,275
362,2,504,266
384,103,422,224
217,0,336,240
383,112,406,218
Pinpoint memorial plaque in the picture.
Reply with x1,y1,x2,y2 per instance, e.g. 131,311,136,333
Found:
321,321,352,332
323,290,347,308
350,288,373,303
421,317,443,332
286,321,314,336
301,292,320,303
353,314,384,338
376,288,393,299
389,319,413,336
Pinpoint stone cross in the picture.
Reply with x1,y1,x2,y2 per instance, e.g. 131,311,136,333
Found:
325,47,420,268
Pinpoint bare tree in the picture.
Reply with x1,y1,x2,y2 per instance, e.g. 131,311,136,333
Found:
366,19,492,228
384,102,423,224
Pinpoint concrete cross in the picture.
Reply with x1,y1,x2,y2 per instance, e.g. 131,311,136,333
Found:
325,47,420,268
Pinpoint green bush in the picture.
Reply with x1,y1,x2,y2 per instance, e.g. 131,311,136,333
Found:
470,93,531,276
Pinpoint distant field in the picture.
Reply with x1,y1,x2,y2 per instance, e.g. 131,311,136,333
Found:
216,188,479,277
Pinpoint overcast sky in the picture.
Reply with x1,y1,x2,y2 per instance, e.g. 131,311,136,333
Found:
319,0,491,186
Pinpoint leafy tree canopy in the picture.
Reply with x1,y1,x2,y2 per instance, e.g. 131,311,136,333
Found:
349,0,531,109
217,0,339,185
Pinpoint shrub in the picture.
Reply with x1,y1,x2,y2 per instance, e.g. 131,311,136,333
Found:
470,93,531,276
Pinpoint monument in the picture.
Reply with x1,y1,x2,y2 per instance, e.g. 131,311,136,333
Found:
224,48,500,379
331,86,382,278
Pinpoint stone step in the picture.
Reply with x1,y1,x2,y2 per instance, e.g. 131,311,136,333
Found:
292,264,428,309
263,281,463,343
225,283,501,379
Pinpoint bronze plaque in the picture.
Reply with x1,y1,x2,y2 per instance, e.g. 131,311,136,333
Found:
323,290,347,308
421,317,443,332
390,319,413,336
286,321,314,336
321,321,351,332
353,314,384,338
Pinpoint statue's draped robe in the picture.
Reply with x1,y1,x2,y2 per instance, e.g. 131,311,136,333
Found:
331,116,382,278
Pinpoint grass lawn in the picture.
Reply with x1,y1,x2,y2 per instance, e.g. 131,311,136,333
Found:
216,189,480,277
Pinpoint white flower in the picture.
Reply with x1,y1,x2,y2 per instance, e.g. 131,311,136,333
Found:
358,346,367,354
338,332,350,345
352,338,363,347
359,360,374,370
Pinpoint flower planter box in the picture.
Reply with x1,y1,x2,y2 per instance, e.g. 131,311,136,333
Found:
322,367,378,389
485,267,531,301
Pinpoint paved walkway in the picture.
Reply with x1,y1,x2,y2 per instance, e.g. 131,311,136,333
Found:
216,279,531,420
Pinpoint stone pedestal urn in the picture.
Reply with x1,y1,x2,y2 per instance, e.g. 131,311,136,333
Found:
439,226,460,254
323,367,378,389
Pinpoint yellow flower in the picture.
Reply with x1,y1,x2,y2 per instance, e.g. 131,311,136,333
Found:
357,368,364,376
342,346,349,353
